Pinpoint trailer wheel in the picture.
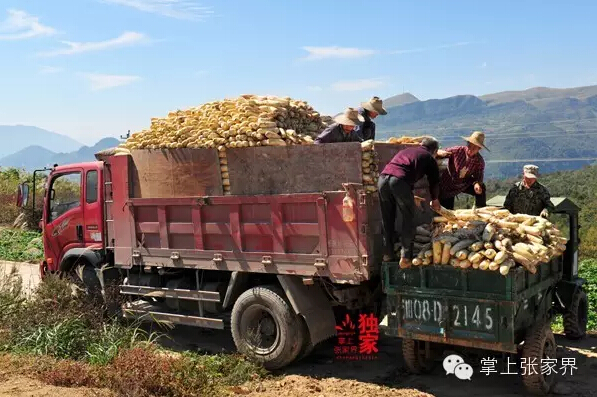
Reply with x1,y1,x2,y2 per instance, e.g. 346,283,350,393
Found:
231,285,301,370
402,339,435,374
563,288,588,340
521,322,557,396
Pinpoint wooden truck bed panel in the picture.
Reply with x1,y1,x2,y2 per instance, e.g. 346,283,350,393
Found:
226,143,364,195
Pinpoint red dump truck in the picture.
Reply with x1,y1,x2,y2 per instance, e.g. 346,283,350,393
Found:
16,142,433,369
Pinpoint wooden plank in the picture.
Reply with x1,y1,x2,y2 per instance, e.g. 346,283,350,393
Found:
226,143,363,195
129,148,223,198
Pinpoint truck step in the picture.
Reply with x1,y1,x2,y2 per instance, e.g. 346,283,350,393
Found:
120,285,221,302
122,301,225,330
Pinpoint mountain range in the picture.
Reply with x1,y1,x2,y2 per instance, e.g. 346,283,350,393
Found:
1,84,597,176
0,134,120,171
379,85,597,178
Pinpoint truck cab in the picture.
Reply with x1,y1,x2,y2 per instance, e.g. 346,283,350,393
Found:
22,162,106,277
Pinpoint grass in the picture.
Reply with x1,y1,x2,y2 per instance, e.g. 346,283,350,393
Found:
0,228,43,262
0,268,267,397
552,259,597,334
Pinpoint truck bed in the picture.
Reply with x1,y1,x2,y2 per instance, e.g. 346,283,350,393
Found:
103,143,436,285
382,258,563,352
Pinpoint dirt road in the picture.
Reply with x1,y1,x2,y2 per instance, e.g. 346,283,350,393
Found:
163,325,597,397
1,261,596,396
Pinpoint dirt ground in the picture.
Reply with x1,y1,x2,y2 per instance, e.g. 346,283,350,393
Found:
1,261,597,396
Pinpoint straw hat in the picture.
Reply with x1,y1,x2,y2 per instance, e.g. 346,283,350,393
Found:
462,131,489,151
361,96,387,115
334,108,365,126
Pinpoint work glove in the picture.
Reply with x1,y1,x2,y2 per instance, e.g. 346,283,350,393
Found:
540,209,549,218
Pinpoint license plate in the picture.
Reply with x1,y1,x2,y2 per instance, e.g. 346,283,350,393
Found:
401,296,497,334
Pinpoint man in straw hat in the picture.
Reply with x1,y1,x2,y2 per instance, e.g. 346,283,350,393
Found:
437,131,488,210
378,137,442,268
504,164,554,218
314,108,365,144
354,96,387,141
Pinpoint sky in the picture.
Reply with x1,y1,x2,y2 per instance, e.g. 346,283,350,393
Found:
1,0,596,145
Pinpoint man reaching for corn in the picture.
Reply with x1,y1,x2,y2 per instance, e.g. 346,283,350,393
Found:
314,108,364,144
436,131,488,209
504,164,555,218
378,137,442,269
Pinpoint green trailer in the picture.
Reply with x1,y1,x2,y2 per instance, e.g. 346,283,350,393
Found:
381,197,588,395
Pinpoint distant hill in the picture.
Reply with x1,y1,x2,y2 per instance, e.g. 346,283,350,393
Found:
0,125,83,159
383,93,420,108
378,85,597,178
0,138,120,171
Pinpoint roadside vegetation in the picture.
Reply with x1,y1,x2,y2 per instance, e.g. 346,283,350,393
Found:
0,268,267,397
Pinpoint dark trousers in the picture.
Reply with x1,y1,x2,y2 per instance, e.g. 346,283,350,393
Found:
378,174,415,260
440,183,487,210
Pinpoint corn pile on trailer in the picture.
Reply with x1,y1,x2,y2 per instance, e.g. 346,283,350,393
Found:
381,196,587,396
19,141,435,371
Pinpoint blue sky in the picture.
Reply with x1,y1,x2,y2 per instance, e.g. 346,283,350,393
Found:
1,0,596,145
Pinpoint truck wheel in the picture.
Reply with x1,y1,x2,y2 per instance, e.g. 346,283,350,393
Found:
231,285,302,370
521,323,557,395
402,339,435,374
296,316,315,362
563,288,588,340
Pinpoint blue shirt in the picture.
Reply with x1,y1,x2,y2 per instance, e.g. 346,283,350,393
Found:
314,123,363,144
354,108,376,141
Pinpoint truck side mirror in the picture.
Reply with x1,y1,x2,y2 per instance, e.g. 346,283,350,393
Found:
16,183,30,208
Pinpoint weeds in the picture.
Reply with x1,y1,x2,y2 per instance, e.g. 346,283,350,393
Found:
0,228,43,262
0,265,267,396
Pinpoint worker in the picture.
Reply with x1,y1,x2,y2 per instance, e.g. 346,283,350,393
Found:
354,96,387,141
437,131,488,210
378,137,441,269
314,108,364,144
503,164,555,218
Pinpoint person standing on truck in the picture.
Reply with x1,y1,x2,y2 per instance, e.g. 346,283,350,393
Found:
436,131,488,210
378,138,442,268
354,96,387,141
503,164,555,218
314,108,364,144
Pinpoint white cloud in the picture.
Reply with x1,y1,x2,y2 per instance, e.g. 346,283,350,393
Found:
39,66,63,74
37,31,148,57
0,9,56,41
81,73,141,91
307,85,323,92
331,78,385,92
301,46,377,61
102,0,214,20
390,41,473,55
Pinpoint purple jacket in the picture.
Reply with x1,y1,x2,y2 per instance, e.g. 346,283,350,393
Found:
381,145,440,200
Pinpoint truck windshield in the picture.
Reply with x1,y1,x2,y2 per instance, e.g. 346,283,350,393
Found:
49,172,81,222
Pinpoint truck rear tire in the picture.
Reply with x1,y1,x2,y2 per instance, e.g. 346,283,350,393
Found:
521,322,557,396
402,339,435,374
563,288,588,340
231,285,302,370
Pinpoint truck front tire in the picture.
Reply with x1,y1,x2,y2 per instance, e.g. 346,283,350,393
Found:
231,285,302,370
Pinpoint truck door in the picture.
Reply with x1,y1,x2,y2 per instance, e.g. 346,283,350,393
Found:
44,170,85,264
83,169,103,245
